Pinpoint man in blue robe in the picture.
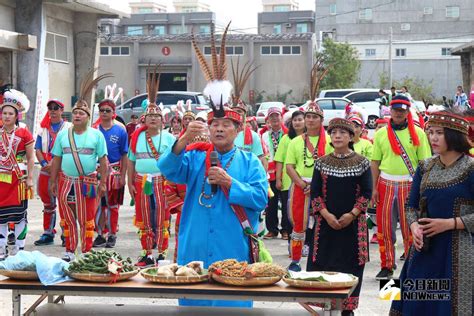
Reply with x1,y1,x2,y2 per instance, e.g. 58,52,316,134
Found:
158,106,268,308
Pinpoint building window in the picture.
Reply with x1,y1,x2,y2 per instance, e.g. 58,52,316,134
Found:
127,26,143,35
181,6,197,13
100,46,130,56
45,32,68,63
152,25,165,35
401,23,410,31
365,48,376,57
395,48,406,57
296,23,308,33
199,25,210,34
100,47,109,56
423,7,433,15
441,48,452,56
446,6,460,18
329,4,337,15
138,8,153,13
170,25,186,35
203,46,244,56
273,24,282,34
273,5,290,12
359,8,373,21
261,45,301,55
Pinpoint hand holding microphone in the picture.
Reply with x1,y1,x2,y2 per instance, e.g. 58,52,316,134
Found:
208,151,233,191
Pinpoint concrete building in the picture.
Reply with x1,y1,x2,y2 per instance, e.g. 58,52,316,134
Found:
0,0,125,135
99,31,315,104
117,11,215,36
262,0,300,12
258,0,315,34
452,42,474,94
314,0,474,97
173,0,211,13
129,0,167,14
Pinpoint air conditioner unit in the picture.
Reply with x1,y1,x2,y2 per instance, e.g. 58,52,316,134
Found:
322,31,333,40
285,23,292,28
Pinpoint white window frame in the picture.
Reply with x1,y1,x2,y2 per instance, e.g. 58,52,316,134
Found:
170,25,187,35
100,46,130,57
395,48,406,58
329,4,337,15
359,8,373,21
44,31,68,63
423,7,433,15
296,23,308,33
127,26,144,35
100,46,109,56
441,48,452,56
260,45,302,56
365,48,376,57
446,6,460,18
401,23,410,31
203,45,244,56
152,25,166,35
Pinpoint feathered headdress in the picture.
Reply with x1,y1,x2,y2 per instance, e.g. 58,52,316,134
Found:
192,21,239,123
231,57,259,112
182,99,196,120
1,89,30,113
73,68,112,116
305,57,330,157
306,57,329,118
145,63,162,117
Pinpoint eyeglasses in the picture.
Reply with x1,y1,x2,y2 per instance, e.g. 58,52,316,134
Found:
99,109,112,113
48,105,60,111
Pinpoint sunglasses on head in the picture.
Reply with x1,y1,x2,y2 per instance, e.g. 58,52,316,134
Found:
99,109,113,113
48,105,60,111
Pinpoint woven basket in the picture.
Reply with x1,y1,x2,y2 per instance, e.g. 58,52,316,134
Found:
67,269,139,283
283,272,358,289
211,274,281,286
0,269,39,280
140,268,209,284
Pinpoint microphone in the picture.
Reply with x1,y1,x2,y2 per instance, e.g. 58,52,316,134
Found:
210,151,218,194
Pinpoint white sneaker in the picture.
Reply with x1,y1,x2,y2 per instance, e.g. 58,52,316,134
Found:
302,245,309,257
0,246,6,260
62,252,75,262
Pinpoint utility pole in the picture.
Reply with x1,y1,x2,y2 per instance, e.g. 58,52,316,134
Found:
388,27,393,88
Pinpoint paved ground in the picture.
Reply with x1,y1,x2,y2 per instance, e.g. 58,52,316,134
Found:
0,188,404,315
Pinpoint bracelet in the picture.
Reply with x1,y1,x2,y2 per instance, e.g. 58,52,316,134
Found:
40,160,48,167
349,211,358,218
453,217,457,230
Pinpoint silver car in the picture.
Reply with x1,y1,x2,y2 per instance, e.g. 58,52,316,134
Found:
93,91,209,125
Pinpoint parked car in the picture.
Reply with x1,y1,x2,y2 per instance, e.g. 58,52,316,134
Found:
93,91,209,125
319,88,374,98
302,98,351,127
342,90,390,129
256,101,285,126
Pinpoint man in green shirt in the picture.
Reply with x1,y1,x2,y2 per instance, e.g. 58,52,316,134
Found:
50,99,108,262
371,95,431,280
286,102,332,272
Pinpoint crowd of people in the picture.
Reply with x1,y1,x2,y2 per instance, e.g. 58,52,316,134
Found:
0,26,473,315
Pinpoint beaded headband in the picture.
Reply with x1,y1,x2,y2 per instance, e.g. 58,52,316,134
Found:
327,117,355,135
427,111,469,135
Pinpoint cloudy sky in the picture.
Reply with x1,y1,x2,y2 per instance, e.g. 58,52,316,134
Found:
98,0,315,33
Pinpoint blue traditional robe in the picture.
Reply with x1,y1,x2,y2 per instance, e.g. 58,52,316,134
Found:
158,145,268,307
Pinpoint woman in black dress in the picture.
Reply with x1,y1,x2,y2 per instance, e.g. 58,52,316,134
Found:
309,118,372,316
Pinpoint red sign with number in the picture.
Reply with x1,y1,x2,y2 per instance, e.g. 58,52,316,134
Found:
162,46,171,56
